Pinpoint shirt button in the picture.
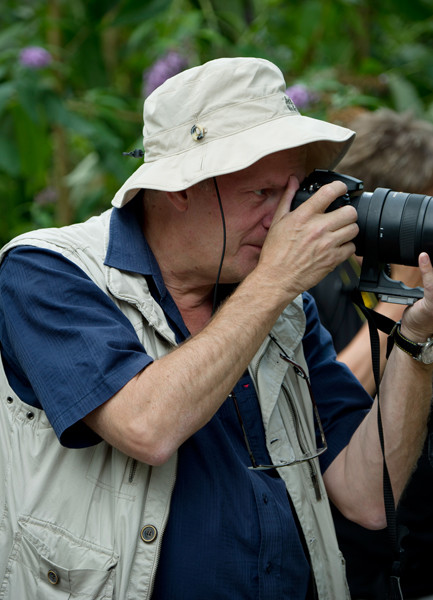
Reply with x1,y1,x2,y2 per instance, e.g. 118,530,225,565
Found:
140,524,158,543
47,569,60,584
262,493,268,504
265,562,272,574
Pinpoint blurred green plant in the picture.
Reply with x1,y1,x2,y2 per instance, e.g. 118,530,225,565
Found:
1,0,433,245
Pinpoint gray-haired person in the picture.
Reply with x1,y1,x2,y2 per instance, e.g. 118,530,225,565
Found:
1,58,433,599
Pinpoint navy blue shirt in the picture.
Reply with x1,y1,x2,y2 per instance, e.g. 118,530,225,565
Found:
151,372,312,600
0,199,372,598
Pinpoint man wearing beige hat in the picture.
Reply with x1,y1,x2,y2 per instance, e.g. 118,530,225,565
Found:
0,57,432,599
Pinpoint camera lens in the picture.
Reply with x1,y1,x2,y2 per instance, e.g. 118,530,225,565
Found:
354,189,433,265
292,170,433,268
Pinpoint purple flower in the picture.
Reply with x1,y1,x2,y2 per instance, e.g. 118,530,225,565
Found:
144,51,188,97
285,84,316,110
19,46,52,69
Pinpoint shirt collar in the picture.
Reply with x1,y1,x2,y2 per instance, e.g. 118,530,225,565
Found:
104,195,167,298
104,196,237,339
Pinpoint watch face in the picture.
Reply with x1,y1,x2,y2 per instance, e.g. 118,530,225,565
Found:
420,341,433,364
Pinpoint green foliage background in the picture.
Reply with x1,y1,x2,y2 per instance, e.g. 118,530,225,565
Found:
1,0,433,245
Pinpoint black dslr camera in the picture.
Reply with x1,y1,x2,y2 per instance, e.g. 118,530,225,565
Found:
292,169,433,304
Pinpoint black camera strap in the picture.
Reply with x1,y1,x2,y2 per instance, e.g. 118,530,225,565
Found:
351,288,405,600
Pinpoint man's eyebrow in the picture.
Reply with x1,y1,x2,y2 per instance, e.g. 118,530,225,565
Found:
241,178,289,191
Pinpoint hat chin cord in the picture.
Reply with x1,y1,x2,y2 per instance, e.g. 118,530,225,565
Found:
211,177,227,316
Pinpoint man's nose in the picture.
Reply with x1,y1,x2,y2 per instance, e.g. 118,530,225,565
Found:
262,195,282,229
262,211,274,230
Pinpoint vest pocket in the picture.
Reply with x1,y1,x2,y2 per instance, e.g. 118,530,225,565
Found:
0,517,118,599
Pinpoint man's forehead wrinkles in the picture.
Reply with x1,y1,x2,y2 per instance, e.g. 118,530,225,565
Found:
241,169,291,190
234,172,285,193
238,177,286,192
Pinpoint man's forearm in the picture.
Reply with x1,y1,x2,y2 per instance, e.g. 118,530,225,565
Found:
326,340,432,529
337,300,408,396
84,269,295,465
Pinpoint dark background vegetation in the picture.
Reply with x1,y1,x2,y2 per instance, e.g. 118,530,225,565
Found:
1,0,433,245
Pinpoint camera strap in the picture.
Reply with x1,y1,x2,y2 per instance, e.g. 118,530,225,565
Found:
351,288,405,600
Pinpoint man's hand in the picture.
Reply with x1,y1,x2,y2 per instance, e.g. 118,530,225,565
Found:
257,177,359,298
401,253,433,343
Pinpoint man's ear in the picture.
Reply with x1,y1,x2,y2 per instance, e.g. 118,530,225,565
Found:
166,189,189,212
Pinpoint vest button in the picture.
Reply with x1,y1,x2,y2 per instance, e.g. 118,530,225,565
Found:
47,569,60,584
140,524,158,543
6,396,13,404
26,411,35,420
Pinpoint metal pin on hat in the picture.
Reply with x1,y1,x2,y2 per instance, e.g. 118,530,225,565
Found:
191,124,207,141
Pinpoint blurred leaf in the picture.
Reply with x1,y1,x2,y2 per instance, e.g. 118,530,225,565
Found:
386,72,425,117
0,22,28,50
112,0,173,25
16,79,42,123
0,133,20,177
0,81,15,116
43,92,121,148
386,0,433,19
83,88,132,111
64,151,102,206
11,104,50,193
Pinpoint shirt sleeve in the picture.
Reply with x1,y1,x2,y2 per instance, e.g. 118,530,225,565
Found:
301,292,373,473
0,246,153,448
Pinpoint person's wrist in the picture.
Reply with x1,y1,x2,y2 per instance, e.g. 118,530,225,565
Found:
248,264,298,307
392,321,433,367
400,322,431,344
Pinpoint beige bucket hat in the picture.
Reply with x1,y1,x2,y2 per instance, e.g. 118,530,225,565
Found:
112,57,355,208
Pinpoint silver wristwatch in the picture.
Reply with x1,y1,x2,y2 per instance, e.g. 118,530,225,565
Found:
391,322,433,364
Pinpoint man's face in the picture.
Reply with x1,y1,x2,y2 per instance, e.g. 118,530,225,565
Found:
184,148,307,285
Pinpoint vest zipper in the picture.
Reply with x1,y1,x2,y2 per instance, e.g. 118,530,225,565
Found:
148,456,178,598
128,458,138,483
282,384,322,501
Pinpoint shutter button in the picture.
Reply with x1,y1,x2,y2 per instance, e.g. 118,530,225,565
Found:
47,569,59,584
140,524,158,543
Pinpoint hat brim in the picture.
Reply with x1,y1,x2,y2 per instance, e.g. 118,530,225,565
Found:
112,114,355,208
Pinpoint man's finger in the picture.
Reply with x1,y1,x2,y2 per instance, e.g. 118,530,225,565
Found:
292,180,349,215
271,175,300,225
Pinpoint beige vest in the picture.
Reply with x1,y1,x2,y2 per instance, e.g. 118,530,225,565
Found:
0,209,350,599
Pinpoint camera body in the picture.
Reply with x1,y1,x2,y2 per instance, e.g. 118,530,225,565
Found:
292,169,433,303
292,169,364,212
